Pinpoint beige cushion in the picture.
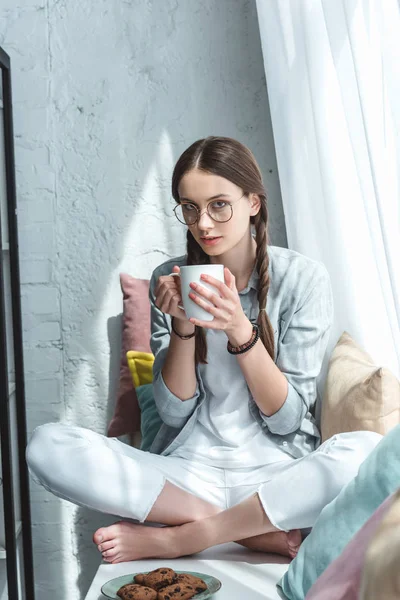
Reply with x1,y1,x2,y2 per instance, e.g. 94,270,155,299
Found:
359,488,400,600
321,331,400,442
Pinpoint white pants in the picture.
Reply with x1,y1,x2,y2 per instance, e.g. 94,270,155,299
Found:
26,423,381,531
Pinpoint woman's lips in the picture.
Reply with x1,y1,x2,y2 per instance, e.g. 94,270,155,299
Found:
200,236,222,246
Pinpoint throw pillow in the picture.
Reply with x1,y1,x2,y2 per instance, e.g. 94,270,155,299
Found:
321,331,400,442
359,488,400,600
107,274,151,438
136,384,163,451
305,492,397,600
127,351,154,387
279,423,400,600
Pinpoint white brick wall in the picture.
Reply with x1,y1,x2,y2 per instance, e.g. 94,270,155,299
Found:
20,259,52,285
0,1,287,598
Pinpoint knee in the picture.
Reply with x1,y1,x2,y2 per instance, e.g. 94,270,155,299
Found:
337,430,383,459
26,422,66,481
327,430,382,483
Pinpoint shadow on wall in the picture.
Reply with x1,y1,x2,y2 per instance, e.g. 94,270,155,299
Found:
105,314,123,434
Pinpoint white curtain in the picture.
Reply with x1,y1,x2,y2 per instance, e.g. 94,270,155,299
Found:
256,0,400,392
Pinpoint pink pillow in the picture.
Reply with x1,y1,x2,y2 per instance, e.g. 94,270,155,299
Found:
305,493,396,600
107,274,151,438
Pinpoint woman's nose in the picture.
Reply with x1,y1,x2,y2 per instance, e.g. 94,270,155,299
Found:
197,209,215,229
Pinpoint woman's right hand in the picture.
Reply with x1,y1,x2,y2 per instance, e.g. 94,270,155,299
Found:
154,265,189,321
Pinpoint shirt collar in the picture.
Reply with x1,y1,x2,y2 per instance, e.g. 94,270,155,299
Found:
249,266,260,290
238,264,259,295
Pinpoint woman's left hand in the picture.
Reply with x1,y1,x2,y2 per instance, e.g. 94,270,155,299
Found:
188,267,248,336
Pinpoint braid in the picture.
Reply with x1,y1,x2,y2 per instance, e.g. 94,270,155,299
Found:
253,202,275,360
171,137,275,362
186,230,210,364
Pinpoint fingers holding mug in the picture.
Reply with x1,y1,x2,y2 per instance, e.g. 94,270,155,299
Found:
155,267,186,317
169,267,185,311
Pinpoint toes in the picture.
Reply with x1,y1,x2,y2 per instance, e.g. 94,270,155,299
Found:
110,554,124,564
93,527,107,544
94,523,123,545
97,540,116,553
287,530,302,558
287,529,302,547
102,548,119,561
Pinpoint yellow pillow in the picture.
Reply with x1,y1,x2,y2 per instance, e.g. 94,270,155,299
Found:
126,351,154,387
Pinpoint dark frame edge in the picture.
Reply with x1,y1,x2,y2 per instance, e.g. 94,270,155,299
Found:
0,46,35,600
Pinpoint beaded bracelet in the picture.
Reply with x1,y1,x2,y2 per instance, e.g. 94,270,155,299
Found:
171,317,196,340
227,323,260,355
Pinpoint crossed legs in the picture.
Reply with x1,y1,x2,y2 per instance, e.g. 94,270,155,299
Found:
94,481,301,563
26,423,381,564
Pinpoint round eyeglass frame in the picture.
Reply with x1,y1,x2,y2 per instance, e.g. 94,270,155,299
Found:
173,193,246,226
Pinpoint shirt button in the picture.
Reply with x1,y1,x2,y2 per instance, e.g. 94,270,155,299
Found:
283,441,288,446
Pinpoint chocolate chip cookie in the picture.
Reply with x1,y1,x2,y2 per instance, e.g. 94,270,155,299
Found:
135,568,177,591
156,582,199,600
175,574,207,593
117,584,158,600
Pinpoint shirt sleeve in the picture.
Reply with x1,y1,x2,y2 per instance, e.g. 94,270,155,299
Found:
260,264,333,435
149,268,200,428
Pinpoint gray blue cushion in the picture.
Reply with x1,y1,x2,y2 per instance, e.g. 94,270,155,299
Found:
136,383,162,451
279,424,400,599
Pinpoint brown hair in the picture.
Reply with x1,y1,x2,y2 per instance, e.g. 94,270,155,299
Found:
172,136,275,364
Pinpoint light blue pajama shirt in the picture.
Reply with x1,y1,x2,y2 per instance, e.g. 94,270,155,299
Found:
148,245,334,461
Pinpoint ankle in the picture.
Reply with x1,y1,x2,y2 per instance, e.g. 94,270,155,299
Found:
161,526,183,559
168,520,210,557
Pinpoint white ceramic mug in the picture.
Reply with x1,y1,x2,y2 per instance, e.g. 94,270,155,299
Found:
169,264,225,321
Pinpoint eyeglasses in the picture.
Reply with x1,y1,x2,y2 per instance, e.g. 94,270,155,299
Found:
173,193,246,226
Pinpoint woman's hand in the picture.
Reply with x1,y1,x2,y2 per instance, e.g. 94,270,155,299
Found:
188,267,249,338
154,266,189,322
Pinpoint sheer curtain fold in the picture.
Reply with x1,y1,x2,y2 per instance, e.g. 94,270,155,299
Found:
256,0,400,392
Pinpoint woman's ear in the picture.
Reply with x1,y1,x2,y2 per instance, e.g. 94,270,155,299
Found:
249,194,261,217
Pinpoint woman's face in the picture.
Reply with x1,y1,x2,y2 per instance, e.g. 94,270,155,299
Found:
177,169,260,257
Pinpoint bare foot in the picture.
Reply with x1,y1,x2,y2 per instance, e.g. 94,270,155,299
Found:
94,519,302,564
237,529,302,559
93,521,180,564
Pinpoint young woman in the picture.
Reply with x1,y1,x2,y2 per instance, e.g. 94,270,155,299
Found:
27,136,381,564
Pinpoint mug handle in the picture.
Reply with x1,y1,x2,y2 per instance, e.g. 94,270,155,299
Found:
168,272,185,311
